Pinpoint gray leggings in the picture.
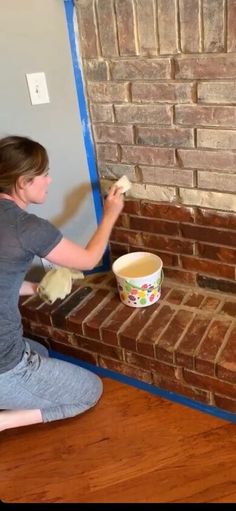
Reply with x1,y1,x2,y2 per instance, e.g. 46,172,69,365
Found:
0,339,103,422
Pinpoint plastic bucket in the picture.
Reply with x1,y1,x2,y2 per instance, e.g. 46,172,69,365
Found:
112,251,163,308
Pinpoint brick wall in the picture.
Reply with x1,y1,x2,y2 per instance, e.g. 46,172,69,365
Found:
20,275,236,414
75,0,236,292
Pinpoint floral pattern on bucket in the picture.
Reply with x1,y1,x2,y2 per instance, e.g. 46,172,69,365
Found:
118,273,163,307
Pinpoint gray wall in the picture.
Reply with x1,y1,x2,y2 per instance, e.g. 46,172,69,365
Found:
0,0,99,249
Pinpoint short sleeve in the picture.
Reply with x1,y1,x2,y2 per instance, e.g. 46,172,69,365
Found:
17,212,63,258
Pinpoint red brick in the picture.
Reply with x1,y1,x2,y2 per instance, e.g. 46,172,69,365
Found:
200,296,222,311
29,322,52,339
198,172,236,194
136,127,194,147
49,338,98,366
67,289,110,335
175,56,236,79
197,129,236,151
90,104,114,123
83,292,121,339
197,275,236,295
114,214,130,229
132,82,195,103
110,59,172,80
126,351,178,380
96,144,119,162
136,0,157,56
181,223,236,248
94,125,134,144
202,0,225,52
153,251,179,267
227,0,236,52
197,243,236,265
48,328,73,345
140,233,194,255
165,288,186,305
153,374,209,403
175,315,212,369
164,268,196,285
140,202,194,223
183,369,236,398
195,319,232,376
88,82,129,103
101,304,136,345
51,287,94,329
158,0,178,54
220,301,236,318
198,82,236,104
115,0,137,55
96,0,118,56
213,394,236,413
82,293,120,339
129,217,179,236
115,104,172,125
160,285,172,299
76,0,98,58
216,327,236,383
73,334,123,360
123,199,141,215
140,166,194,188
86,273,110,285
111,227,142,246
121,145,175,166
195,208,236,230
137,305,176,357
176,105,236,127
84,60,108,81
119,304,158,351
19,295,45,322
155,309,194,363
183,292,205,308
99,356,152,383
181,256,235,280
179,0,200,52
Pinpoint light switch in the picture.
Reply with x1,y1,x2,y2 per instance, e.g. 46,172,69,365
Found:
26,72,50,105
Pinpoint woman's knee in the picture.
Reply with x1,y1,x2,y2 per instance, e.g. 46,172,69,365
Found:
85,372,103,407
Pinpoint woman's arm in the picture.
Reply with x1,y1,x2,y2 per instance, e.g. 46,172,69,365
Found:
45,184,124,271
19,281,38,296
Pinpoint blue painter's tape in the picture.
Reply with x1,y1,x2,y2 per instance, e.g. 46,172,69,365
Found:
64,0,110,272
50,349,236,424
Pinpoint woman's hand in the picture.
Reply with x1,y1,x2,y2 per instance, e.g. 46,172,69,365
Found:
103,184,124,222
19,281,38,296
43,184,125,271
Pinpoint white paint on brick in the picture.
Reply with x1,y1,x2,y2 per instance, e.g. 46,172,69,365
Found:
198,171,236,193
101,179,176,202
179,188,236,212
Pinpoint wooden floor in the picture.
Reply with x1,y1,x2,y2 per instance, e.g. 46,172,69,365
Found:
1,377,236,503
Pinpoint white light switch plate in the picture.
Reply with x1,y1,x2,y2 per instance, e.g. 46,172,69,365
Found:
26,72,50,105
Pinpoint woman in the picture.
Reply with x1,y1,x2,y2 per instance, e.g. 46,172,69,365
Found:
0,135,124,432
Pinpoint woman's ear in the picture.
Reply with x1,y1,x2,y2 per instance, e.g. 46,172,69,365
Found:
17,175,29,190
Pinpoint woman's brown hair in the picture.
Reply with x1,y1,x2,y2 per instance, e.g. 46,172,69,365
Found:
0,136,49,194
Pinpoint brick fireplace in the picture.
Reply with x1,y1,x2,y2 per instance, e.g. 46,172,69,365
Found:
74,0,236,293
20,1,236,420
20,270,236,418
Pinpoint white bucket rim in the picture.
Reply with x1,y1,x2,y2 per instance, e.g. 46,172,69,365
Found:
112,251,163,280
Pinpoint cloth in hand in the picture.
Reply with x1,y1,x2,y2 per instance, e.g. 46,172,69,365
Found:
37,267,84,304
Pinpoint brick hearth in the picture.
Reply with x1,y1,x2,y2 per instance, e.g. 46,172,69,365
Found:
19,272,236,415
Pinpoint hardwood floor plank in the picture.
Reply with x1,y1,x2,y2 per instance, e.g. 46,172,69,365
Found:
1,377,236,503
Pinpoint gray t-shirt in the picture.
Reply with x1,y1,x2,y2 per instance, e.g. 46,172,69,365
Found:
0,199,63,373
